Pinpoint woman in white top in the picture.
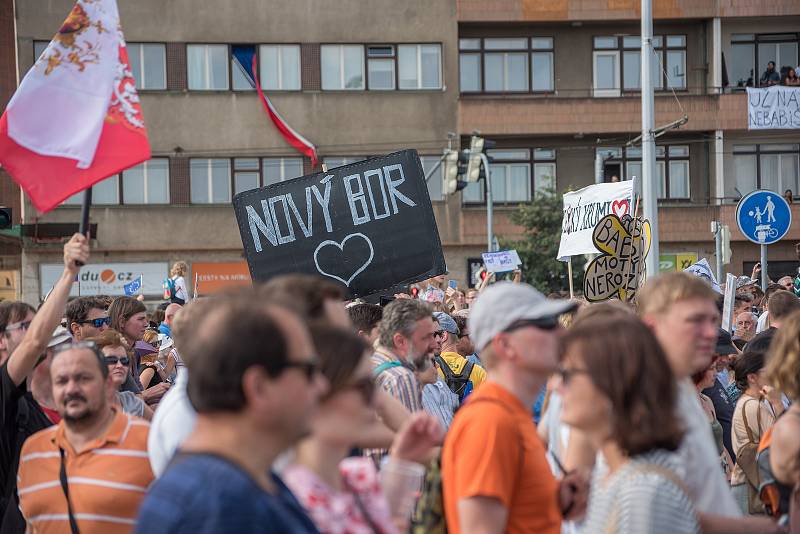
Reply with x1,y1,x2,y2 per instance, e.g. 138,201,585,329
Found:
169,261,189,304
730,351,784,514
558,316,699,534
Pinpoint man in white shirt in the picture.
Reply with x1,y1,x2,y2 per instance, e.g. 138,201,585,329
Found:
640,272,781,534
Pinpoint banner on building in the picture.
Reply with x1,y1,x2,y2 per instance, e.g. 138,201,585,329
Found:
557,180,635,261
659,253,699,272
583,214,652,303
747,86,800,130
191,262,252,296
39,263,167,299
233,150,446,298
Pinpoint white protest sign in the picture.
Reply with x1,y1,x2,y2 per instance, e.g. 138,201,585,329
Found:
747,86,800,130
683,258,721,293
482,250,522,273
558,180,635,261
722,273,736,333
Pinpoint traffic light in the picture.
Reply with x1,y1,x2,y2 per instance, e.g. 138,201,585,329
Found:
465,136,484,182
0,207,10,229
443,150,468,195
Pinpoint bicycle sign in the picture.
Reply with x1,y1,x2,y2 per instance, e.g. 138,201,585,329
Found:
736,190,792,245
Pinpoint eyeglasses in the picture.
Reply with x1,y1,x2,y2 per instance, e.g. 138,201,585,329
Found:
104,356,130,367
281,359,319,381
557,367,591,385
5,320,32,333
503,316,560,333
79,317,111,328
344,376,376,403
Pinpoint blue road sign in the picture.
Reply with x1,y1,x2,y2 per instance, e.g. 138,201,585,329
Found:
736,190,792,245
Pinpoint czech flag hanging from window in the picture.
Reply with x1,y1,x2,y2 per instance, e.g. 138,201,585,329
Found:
0,0,150,213
231,45,318,168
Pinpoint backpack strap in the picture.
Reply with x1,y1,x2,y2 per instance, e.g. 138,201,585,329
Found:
435,355,457,382
742,398,763,445
372,361,403,377
461,360,475,382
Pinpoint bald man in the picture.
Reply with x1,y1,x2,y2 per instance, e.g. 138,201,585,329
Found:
159,303,182,338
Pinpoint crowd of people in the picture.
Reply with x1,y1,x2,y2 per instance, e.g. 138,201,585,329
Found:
759,61,800,87
0,233,799,533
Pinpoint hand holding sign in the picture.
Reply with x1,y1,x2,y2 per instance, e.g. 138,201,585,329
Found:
583,214,651,302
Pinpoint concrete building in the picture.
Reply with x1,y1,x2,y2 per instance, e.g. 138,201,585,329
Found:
2,0,799,302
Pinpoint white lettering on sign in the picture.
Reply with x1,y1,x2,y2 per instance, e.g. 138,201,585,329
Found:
246,165,417,253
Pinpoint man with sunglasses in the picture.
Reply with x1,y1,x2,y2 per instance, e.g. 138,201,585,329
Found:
1,233,89,533
65,296,110,341
442,282,586,534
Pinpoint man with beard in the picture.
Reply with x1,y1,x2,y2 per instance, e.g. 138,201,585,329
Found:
368,299,437,462
16,343,154,533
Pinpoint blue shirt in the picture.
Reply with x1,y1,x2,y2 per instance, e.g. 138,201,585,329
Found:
135,453,319,534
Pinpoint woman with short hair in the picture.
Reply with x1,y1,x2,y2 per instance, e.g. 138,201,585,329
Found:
559,316,699,533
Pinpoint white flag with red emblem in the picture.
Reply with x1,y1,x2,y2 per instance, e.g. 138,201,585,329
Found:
0,0,149,213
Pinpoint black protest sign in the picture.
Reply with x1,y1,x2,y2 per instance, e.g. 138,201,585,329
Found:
583,214,651,302
233,150,446,298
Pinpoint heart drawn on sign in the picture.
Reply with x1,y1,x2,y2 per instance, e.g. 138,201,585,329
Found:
313,233,375,287
611,199,630,218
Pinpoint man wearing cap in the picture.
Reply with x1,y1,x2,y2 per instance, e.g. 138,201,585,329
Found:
702,329,738,461
432,311,487,402
442,282,586,534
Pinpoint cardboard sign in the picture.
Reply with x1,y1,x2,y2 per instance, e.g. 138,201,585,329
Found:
583,214,652,302
482,250,521,273
558,180,635,261
233,150,446,298
747,86,800,130
683,258,721,293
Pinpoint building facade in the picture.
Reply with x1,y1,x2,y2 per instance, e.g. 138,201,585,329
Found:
2,0,799,302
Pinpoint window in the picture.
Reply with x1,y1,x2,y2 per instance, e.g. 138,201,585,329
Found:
62,177,119,206
127,43,166,90
734,144,800,195
594,35,686,96
463,148,556,204
231,45,256,91
421,155,443,202
259,45,301,90
322,156,366,170
234,158,260,195
263,157,304,187
458,37,554,93
605,145,689,199
398,44,442,90
190,159,231,203
729,33,799,88
367,46,396,90
187,44,229,90
321,45,365,90
122,159,169,204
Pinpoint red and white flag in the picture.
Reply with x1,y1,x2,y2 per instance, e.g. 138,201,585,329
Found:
0,0,149,213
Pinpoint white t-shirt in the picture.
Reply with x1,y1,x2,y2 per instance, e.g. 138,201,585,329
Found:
172,275,189,302
676,380,741,517
147,368,196,476
756,311,769,334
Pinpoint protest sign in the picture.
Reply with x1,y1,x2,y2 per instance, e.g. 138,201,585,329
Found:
482,250,521,273
683,258,721,293
233,150,446,298
747,86,800,130
557,180,635,261
722,273,736,333
583,214,651,302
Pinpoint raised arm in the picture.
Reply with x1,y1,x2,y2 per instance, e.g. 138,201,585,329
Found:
7,234,88,385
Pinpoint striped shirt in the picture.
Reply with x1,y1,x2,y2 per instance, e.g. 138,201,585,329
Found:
17,409,154,534
422,378,459,431
583,449,700,534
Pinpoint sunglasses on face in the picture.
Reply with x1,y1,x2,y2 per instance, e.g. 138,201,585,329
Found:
504,316,560,333
104,356,130,367
80,317,111,328
5,320,32,333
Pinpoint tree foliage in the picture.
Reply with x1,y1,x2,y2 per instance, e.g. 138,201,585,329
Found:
501,188,583,295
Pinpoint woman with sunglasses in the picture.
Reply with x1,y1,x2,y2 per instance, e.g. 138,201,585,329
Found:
283,324,442,534
86,330,154,421
559,316,699,533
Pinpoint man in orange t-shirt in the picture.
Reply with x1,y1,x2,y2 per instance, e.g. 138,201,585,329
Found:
442,282,588,534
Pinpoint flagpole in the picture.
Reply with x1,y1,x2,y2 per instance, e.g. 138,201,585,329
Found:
76,189,92,267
